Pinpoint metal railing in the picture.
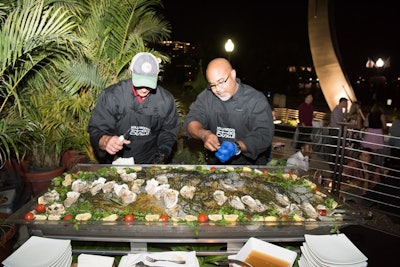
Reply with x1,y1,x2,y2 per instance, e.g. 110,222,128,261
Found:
273,123,400,218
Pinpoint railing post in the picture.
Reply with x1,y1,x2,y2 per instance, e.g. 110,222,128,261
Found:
332,122,349,194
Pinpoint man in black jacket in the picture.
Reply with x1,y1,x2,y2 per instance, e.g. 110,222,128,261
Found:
184,58,274,165
87,52,180,164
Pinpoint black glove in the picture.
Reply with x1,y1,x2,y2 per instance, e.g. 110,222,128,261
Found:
153,146,172,164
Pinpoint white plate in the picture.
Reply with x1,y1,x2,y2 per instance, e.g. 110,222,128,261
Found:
300,245,322,267
50,247,72,267
298,256,309,267
303,243,367,267
305,234,368,265
2,236,71,267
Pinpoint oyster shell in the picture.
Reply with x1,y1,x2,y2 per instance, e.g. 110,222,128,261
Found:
254,199,267,212
275,193,291,206
213,190,228,206
241,195,258,212
102,181,116,194
46,203,65,216
41,190,60,204
145,178,159,195
71,180,90,193
130,184,141,194
121,190,137,205
301,202,319,219
133,179,145,186
120,172,137,182
180,185,196,199
156,174,169,184
113,183,129,197
228,196,245,210
64,191,80,207
90,177,106,196
163,189,179,209
153,184,170,201
269,201,290,215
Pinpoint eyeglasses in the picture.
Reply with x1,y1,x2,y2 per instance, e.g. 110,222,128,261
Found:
208,74,230,90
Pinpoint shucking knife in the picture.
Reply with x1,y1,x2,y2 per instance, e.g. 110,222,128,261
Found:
118,128,131,141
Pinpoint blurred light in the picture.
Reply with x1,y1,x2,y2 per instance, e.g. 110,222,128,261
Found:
376,58,384,68
224,39,234,53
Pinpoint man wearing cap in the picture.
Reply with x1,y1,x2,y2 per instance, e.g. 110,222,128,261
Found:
184,58,274,165
88,52,180,164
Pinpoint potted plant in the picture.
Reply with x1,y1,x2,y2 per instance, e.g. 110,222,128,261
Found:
5,78,78,196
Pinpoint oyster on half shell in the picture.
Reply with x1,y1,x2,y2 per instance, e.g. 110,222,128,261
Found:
163,189,179,209
213,190,228,206
64,191,80,207
180,185,196,199
228,196,245,210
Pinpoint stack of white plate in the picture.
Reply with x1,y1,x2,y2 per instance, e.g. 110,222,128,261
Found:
2,236,72,267
299,234,368,267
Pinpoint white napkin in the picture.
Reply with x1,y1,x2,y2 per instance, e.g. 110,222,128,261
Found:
118,251,198,267
78,254,114,267
112,157,135,165
77,254,115,267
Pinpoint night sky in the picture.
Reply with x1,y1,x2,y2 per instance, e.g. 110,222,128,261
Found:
161,0,398,88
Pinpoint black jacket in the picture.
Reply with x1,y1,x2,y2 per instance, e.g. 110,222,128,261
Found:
184,79,274,165
87,79,180,163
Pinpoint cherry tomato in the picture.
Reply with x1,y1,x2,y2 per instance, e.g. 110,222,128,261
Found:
317,209,327,216
63,214,74,221
210,167,217,171
197,213,208,223
313,188,320,194
124,214,135,222
159,214,169,222
263,169,269,174
35,204,46,213
279,215,290,222
24,212,35,220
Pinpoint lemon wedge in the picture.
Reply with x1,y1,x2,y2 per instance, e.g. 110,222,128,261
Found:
184,215,197,222
223,214,239,222
208,214,223,221
145,214,160,222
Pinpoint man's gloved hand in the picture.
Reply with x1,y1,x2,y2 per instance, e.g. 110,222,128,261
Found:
153,145,171,164
215,141,237,163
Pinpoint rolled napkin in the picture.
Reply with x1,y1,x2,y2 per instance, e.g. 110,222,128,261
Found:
78,254,115,267
112,157,135,165
118,251,199,267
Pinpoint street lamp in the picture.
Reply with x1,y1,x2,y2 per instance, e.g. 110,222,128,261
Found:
224,39,234,61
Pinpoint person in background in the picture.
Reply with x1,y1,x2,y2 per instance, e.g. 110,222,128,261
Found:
346,101,364,157
362,102,387,154
348,101,364,130
388,112,400,167
87,52,180,164
342,148,384,196
297,93,314,149
326,98,348,163
184,58,274,165
285,137,313,176
329,97,348,128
